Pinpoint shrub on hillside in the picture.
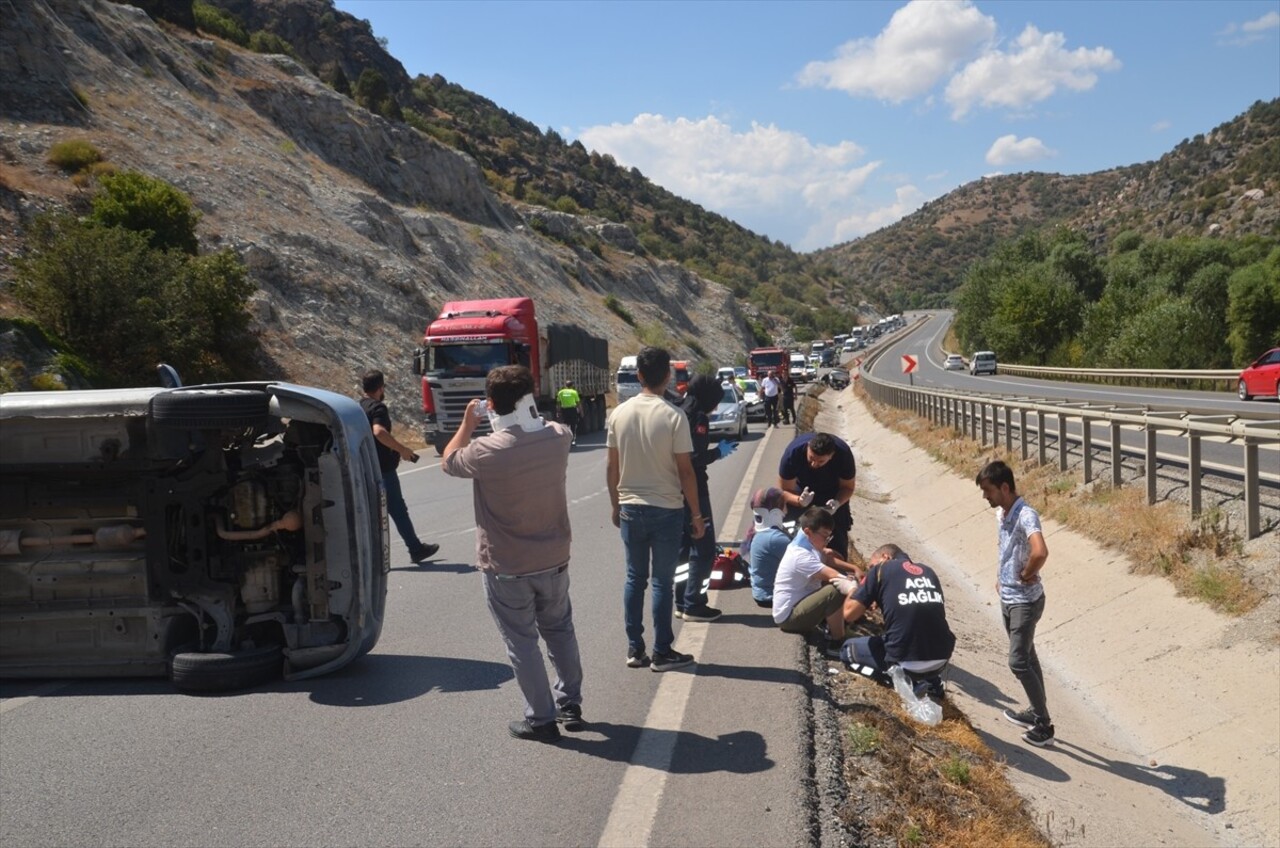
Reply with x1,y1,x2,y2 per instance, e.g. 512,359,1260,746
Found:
47,139,103,173
13,213,256,388
248,30,296,58
91,171,201,255
192,0,248,46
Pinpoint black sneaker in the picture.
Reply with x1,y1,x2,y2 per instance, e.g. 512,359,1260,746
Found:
1003,707,1037,729
556,703,585,731
754,599,772,608
681,605,722,622
626,646,650,668
1022,722,1055,747
410,542,440,563
508,719,561,743
650,649,694,672
822,640,844,659
673,608,685,620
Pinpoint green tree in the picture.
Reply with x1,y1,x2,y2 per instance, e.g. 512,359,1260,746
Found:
13,214,257,387
353,68,402,121
91,171,201,255
1226,254,1280,364
13,216,180,383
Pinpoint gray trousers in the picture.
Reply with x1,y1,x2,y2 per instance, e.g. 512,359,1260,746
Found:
1002,594,1050,724
482,566,583,726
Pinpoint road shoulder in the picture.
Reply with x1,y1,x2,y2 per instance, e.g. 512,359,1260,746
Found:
822,389,1277,847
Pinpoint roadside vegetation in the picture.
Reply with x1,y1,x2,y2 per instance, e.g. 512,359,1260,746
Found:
850,383,1260,615
12,162,257,388
828,665,1050,848
952,228,1280,370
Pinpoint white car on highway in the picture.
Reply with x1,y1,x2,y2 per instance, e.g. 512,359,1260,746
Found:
944,354,966,370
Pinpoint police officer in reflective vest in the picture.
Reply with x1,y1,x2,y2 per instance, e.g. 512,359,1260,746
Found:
556,379,582,444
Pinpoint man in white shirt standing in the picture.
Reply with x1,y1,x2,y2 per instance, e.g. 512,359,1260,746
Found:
760,369,781,427
607,346,705,672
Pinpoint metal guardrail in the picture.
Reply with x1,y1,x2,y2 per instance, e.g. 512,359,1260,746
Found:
995,363,1239,390
857,342,1279,539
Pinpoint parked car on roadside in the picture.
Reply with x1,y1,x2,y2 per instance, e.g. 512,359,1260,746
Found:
969,351,997,376
709,383,748,440
1237,347,1280,400
944,353,966,371
0,380,390,693
739,378,765,420
716,366,736,384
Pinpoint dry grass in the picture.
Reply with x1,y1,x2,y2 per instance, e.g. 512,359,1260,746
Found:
855,385,1259,615
832,670,1049,848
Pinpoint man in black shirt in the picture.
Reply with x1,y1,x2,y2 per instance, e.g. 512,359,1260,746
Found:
777,432,856,559
840,543,955,699
361,370,439,564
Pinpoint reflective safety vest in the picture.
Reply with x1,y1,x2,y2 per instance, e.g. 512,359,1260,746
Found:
556,387,580,408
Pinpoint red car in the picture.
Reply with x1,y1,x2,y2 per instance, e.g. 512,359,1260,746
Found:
1237,347,1280,401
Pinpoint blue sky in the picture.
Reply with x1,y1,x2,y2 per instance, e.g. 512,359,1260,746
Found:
334,0,1280,252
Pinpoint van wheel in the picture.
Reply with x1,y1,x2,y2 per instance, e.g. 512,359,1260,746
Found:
152,389,271,430
170,643,283,693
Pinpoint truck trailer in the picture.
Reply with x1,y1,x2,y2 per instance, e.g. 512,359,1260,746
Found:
411,298,610,454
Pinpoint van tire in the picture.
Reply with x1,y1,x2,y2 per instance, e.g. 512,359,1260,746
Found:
153,389,271,430
170,643,283,693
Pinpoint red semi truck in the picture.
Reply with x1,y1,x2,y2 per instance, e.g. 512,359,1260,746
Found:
411,298,610,454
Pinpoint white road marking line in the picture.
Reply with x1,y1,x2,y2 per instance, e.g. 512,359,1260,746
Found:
597,427,776,848
0,681,69,715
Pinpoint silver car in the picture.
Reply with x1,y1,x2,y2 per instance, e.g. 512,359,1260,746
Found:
708,383,748,440
0,381,389,692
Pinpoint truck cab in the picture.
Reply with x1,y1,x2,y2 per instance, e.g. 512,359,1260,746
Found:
413,298,609,453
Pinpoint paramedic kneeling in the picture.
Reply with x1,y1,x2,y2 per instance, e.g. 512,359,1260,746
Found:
841,544,956,699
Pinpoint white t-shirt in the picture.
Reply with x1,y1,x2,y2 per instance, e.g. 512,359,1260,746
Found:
761,376,780,398
771,535,825,623
606,392,693,510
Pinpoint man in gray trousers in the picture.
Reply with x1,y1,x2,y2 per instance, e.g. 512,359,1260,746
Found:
443,365,582,742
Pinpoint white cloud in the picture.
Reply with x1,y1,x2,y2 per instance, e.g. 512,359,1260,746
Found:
1244,10,1280,32
578,114,882,249
795,0,995,102
827,184,929,245
1151,119,1172,132
946,25,1120,118
1218,10,1279,45
985,134,1056,166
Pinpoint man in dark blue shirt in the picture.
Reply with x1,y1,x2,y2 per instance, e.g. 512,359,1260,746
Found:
841,544,955,699
777,431,856,558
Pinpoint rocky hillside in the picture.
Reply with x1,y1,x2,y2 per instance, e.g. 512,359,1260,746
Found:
0,0,759,412
817,99,1280,311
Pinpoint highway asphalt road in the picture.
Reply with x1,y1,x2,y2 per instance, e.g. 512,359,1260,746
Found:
0,419,821,848
864,312,1278,485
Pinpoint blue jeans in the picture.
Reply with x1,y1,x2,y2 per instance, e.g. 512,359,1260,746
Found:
620,504,685,655
382,468,419,554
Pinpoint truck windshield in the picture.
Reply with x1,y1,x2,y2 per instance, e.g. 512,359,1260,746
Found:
751,352,786,368
428,342,510,376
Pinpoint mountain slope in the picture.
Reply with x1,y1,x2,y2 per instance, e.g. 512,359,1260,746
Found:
0,0,760,409
817,99,1279,311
